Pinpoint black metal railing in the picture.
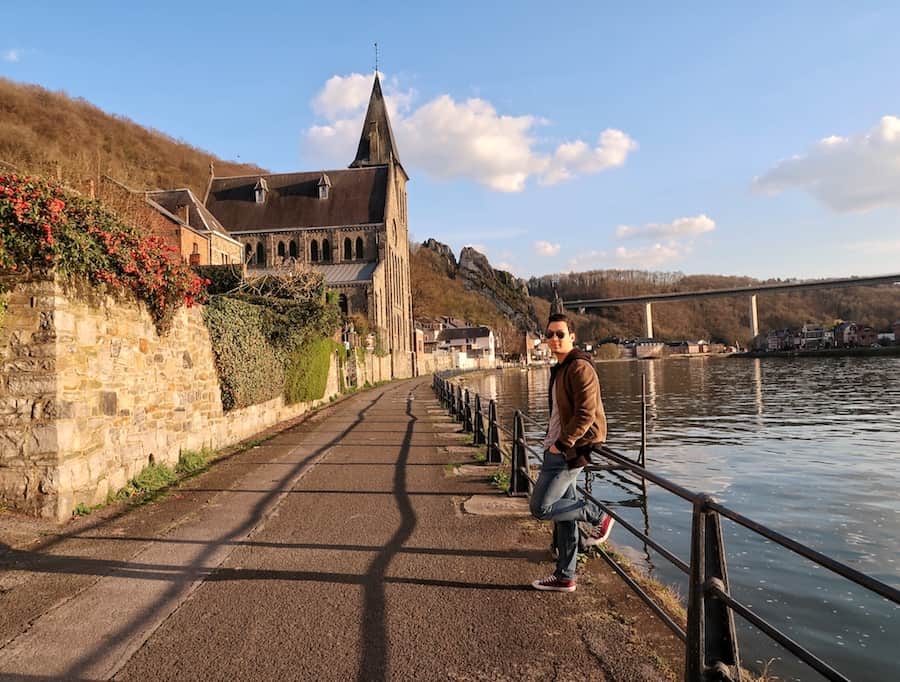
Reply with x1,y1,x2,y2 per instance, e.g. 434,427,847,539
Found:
431,373,900,682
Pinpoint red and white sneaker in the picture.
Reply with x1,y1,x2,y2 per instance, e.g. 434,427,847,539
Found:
582,514,615,547
531,574,577,592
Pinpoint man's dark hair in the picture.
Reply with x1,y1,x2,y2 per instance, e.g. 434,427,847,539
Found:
547,313,574,335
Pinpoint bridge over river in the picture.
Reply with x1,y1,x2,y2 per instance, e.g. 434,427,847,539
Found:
562,272,900,338
0,378,679,681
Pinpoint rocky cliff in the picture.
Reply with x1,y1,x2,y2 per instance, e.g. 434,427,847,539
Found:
417,240,540,334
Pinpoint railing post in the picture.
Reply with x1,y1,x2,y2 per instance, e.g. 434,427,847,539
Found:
473,394,485,445
463,389,473,432
640,372,647,467
486,399,501,463
686,495,741,682
508,410,529,496
455,385,464,422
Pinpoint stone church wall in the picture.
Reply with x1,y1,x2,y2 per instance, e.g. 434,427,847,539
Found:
0,277,341,521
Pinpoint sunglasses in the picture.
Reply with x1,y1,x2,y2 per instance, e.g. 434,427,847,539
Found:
545,330,569,340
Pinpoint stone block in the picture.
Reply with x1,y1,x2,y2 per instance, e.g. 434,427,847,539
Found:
54,310,75,334
7,374,56,396
90,478,109,505
29,425,57,455
100,391,117,416
55,419,79,454
0,469,27,501
87,452,108,482
108,467,127,494
66,459,91,491
76,318,98,346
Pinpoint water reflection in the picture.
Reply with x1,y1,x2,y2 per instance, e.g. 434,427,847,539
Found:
753,358,764,421
461,357,900,682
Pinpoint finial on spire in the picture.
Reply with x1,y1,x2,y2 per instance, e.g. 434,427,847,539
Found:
374,42,379,74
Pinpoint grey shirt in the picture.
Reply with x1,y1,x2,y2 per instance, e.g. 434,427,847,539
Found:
543,383,560,451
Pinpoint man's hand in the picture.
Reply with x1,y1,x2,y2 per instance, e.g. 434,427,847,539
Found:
548,444,561,454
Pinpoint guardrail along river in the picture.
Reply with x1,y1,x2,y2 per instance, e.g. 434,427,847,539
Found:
458,356,899,682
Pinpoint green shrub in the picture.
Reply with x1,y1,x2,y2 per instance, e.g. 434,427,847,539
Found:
203,297,284,410
201,270,342,410
284,337,335,404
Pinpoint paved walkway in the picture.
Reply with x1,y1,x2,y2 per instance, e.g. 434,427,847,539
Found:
0,378,680,681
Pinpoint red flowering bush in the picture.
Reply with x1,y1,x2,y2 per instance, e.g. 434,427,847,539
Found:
0,172,206,329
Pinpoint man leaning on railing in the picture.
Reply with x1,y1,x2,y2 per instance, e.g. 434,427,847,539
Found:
530,313,615,593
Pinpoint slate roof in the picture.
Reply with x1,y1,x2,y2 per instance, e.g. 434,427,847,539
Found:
439,326,492,341
146,188,238,243
205,167,387,232
312,261,377,284
351,74,401,168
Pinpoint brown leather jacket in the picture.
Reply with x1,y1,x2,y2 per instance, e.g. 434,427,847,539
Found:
549,349,607,469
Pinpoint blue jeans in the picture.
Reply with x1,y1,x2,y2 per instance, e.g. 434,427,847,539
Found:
529,451,600,581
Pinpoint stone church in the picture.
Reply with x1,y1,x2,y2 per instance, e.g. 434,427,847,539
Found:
202,75,413,376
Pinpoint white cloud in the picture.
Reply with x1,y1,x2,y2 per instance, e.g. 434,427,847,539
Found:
541,130,638,186
533,240,560,256
3,49,22,63
754,115,900,212
614,243,688,268
303,72,637,192
616,214,716,240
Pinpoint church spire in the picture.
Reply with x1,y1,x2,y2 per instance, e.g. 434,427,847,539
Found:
350,74,401,168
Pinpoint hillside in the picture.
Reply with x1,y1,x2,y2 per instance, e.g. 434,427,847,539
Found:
410,240,541,354
528,271,900,344
0,77,266,197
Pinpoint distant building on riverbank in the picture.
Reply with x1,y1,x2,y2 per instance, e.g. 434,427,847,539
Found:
755,318,898,352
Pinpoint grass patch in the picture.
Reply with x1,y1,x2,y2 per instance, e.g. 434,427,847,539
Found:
596,546,686,625
176,447,213,476
490,469,510,492
472,448,487,463
73,502,93,516
116,463,179,501
443,462,460,475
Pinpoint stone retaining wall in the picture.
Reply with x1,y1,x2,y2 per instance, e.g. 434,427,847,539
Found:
0,277,341,521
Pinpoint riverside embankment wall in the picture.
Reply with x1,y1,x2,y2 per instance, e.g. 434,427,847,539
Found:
0,277,348,521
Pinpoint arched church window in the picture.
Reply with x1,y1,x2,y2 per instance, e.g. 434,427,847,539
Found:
339,293,348,315
322,239,331,261
310,240,319,262
355,237,364,259
256,242,265,266
277,242,285,258
289,240,298,258
343,238,352,260
245,243,252,264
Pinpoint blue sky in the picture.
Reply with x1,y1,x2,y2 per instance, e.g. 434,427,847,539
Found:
3,2,900,280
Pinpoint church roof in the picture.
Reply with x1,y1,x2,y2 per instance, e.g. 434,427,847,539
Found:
350,74,402,168
313,261,377,284
205,167,387,231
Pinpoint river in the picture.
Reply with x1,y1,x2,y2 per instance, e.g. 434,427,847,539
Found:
456,356,899,682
